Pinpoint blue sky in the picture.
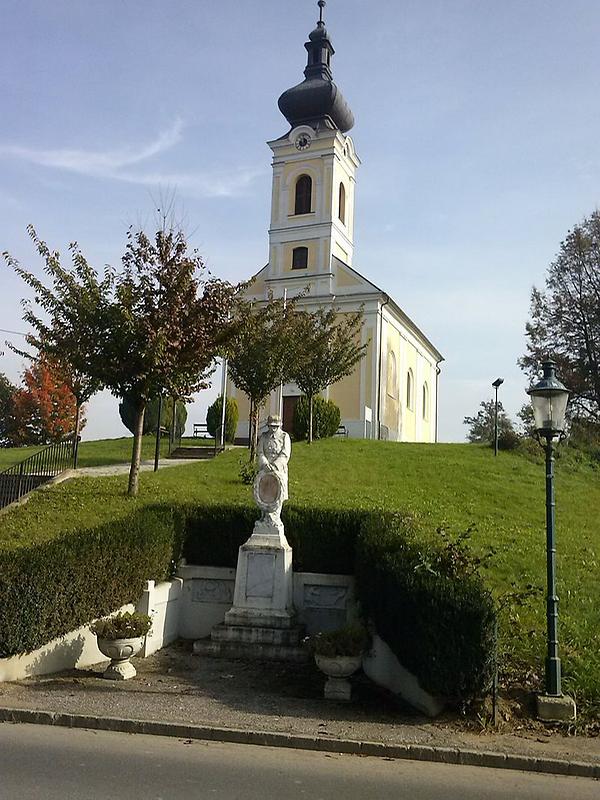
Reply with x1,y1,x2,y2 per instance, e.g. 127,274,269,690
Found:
1,0,599,441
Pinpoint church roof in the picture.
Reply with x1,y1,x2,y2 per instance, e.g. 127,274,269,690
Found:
277,1,354,133
332,257,444,362
245,257,444,364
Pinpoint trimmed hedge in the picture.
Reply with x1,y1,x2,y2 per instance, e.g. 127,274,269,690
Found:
1,499,496,705
354,514,497,703
0,506,183,657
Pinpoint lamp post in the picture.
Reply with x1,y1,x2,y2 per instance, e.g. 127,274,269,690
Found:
527,361,575,721
492,378,504,456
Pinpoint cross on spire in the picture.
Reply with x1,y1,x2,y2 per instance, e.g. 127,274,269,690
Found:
318,0,326,25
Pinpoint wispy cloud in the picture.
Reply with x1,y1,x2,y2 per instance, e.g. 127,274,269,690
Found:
0,120,262,197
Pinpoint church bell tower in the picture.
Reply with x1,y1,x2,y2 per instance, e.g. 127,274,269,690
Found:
265,1,360,298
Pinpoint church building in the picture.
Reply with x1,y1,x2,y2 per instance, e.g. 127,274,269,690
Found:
228,2,443,442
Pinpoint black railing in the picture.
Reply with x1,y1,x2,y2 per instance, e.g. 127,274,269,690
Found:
0,436,77,510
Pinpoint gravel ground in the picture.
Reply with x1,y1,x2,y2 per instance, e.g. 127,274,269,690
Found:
1,641,599,766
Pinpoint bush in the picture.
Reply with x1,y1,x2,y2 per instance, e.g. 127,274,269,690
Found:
294,396,341,441
206,396,238,443
119,395,187,438
355,514,497,703
0,506,183,657
307,622,370,657
496,428,520,451
90,611,152,640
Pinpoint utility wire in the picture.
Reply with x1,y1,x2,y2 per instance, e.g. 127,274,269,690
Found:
0,328,27,337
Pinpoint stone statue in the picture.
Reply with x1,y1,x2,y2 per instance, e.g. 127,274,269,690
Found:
253,414,291,536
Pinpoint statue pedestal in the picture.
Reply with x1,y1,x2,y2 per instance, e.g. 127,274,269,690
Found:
224,519,294,629
194,434,307,662
193,519,307,662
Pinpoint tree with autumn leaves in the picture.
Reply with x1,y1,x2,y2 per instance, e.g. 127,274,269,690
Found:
3,360,84,446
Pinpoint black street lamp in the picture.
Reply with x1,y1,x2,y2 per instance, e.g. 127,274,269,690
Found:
492,378,504,456
527,361,575,721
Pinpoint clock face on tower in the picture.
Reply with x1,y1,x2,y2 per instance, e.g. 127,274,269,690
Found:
294,133,311,151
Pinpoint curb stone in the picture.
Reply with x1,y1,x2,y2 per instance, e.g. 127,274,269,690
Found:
0,707,598,780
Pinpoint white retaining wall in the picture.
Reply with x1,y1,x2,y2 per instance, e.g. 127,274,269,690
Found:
0,568,356,682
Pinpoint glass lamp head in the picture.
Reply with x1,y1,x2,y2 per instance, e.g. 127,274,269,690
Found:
527,361,569,438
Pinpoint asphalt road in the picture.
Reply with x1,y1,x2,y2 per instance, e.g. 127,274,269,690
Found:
0,724,598,800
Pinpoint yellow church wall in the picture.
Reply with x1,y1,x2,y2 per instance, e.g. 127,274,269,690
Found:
335,267,362,288
329,366,361,420
328,311,363,420
270,175,281,227
383,324,401,434
403,341,418,442
229,385,249,420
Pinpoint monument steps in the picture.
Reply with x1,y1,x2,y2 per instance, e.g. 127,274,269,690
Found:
193,637,308,663
210,622,304,647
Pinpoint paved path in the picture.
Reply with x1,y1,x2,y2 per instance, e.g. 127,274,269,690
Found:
1,725,598,800
74,458,201,477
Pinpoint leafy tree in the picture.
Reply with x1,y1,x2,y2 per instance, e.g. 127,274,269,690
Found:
5,360,84,446
463,399,516,447
293,395,340,441
3,226,107,457
291,308,367,443
103,224,235,495
5,222,235,495
119,395,187,439
206,395,238,443
520,211,600,420
226,293,300,458
0,373,16,446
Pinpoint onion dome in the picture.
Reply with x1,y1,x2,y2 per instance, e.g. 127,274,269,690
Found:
278,1,355,133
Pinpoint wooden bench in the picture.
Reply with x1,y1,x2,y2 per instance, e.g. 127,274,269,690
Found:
193,423,211,439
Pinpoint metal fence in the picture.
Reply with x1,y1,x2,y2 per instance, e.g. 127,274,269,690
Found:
0,436,77,510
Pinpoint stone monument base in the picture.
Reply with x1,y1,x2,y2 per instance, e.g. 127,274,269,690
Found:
193,517,308,663
193,621,308,663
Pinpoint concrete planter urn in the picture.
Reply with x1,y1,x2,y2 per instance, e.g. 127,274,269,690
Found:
90,611,152,681
310,623,370,701
315,654,363,701
96,636,144,680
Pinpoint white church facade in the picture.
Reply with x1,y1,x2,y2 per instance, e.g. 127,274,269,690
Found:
229,2,443,442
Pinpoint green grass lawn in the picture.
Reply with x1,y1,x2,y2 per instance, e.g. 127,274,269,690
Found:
1,438,599,718
0,435,212,470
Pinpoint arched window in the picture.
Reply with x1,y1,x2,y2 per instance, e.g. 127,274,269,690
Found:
406,369,414,410
386,352,398,398
294,175,312,215
338,182,346,224
422,382,429,420
292,246,308,270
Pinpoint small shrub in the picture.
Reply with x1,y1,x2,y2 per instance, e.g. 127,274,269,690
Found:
306,622,370,657
90,611,152,640
238,456,258,485
496,429,520,451
294,396,341,440
206,396,238,443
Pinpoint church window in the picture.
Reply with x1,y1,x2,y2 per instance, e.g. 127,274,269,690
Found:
406,369,414,410
338,182,346,224
292,246,308,270
294,175,312,214
422,382,429,420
